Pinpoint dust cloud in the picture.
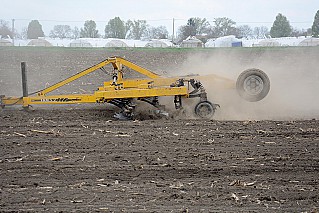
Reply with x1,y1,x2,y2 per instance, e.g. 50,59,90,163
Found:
176,48,319,120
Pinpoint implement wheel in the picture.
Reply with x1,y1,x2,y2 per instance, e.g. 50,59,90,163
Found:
194,101,215,119
236,68,270,102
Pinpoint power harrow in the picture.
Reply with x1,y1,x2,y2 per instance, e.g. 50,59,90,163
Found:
0,56,270,119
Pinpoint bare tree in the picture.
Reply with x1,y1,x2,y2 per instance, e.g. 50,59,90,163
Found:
14,28,27,39
253,26,270,39
0,20,13,38
236,25,253,38
146,26,168,39
71,27,80,39
291,28,308,37
49,25,72,39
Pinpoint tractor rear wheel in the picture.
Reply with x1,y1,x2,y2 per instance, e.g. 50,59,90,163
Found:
236,68,270,102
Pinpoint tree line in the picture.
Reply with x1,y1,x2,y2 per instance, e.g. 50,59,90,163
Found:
1,10,319,42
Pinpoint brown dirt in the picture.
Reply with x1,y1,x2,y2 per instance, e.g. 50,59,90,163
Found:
0,47,318,212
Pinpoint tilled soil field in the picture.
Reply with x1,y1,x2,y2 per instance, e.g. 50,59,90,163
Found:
0,47,319,212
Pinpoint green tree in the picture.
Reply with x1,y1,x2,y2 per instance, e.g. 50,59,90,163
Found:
178,19,196,40
186,18,197,36
0,20,13,38
211,17,236,37
49,25,71,39
105,17,126,39
270,13,292,38
126,20,148,40
178,17,211,40
80,20,99,38
27,20,44,39
312,10,319,37
147,26,168,39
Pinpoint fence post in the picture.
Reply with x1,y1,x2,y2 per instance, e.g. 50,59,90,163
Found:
21,62,28,98
21,62,29,109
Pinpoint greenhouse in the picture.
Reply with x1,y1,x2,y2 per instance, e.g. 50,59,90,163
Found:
298,37,319,46
145,40,171,48
180,36,203,48
258,39,280,47
205,35,241,47
0,39,13,46
27,38,53,47
105,39,128,48
69,39,93,47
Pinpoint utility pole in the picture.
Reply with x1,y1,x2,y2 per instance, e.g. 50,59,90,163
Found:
12,19,15,46
172,18,175,42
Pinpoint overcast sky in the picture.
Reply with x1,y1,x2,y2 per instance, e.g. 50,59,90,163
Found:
2,0,319,36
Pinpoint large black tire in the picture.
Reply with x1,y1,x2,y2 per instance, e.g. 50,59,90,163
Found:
194,101,215,119
236,68,270,102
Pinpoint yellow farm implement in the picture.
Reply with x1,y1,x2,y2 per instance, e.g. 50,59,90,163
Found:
0,57,270,119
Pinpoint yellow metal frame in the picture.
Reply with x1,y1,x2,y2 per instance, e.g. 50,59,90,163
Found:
1,57,195,108
1,56,236,109
37,57,162,96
